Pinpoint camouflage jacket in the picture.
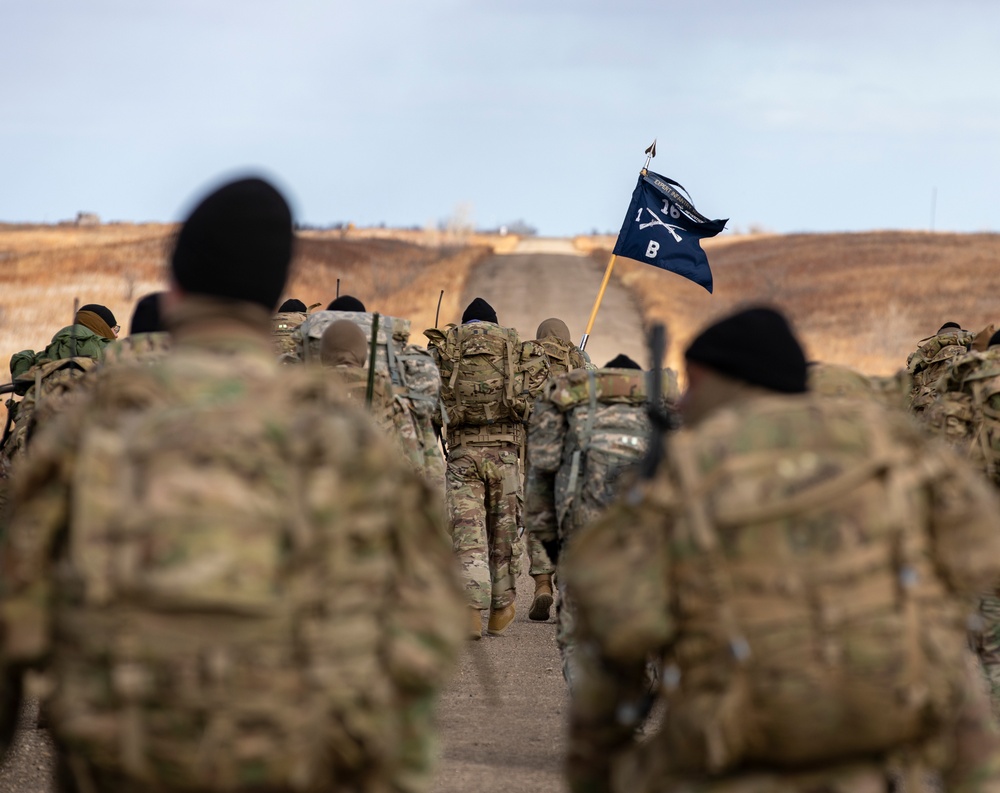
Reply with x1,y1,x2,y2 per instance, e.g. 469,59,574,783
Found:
0,297,464,793
9,324,111,382
525,367,678,547
906,328,975,412
924,347,1000,484
562,393,1000,793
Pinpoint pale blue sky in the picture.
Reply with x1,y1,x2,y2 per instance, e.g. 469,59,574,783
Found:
2,0,998,235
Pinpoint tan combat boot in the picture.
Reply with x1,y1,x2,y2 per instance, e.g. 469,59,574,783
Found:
487,602,516,636
469,608,483,640
528,573,554,621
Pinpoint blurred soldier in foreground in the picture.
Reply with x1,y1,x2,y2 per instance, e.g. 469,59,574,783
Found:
425,298,549,638
525,317,591,622
564,306,1000,793
525,353,677,682
0,175,464,793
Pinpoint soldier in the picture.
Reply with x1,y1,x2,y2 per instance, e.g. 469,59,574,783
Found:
294,307,447,490
526,353,677,683
319,318,424,472
563,306,1000,793
924,328,1000,714
0,176,465,793
525,317,592,621
1,302,122,474
272,297,310,359
906,321,975,414
425,297,549,639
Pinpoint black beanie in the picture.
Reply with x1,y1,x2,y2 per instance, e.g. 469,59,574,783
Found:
938,321,962,333
171,177,293,311
278,298,307,312
462,297,498,324
326,295,366,312
604,354,641,370
79,303,117,329
129,293,164,335
685,307,807,394
989,330,1000,348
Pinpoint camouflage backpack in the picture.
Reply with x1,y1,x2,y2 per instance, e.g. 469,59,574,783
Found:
424,322,549,427
653,396,972,774
16,356,462,792
906,328,974,412
0,357,100,468
546,367,677,535
536,336,587,377
925,349,1000,484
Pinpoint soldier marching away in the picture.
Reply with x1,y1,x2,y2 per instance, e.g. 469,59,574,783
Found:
563,307,1000,793
526,317,592,622
525,352,677,686
425,297,549,639
0,175,465,793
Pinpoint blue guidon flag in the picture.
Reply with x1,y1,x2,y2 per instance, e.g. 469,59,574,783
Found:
613,170,727,293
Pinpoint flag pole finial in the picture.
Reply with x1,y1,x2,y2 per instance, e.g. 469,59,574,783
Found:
643,138,657,172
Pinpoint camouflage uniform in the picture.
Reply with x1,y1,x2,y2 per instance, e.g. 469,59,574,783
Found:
0,297,465,793
526,366,677,681
924,346,1000,714
906,327,974,414
563,392,1000,793
425,319,549,629
526,318,590,613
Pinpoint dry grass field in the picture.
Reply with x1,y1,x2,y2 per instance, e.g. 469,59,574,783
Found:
601,231,1000,376
0,224,492,425
4,224,999,394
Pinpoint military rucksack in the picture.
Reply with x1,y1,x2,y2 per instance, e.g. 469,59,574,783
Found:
655,396,971,774
546,367,677,535
906,328,974,412
535,336,587,377
424,322,549,427
925,350,1000,484
21,358,460,791
0,357,99,466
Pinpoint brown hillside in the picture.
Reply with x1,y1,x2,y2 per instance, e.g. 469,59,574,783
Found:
0,225,490,425
606,231,1000,376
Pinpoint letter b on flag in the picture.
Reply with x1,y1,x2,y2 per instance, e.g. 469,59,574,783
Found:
645,240,660,259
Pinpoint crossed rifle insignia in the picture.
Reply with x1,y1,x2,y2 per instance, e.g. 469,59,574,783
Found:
637,207,683,242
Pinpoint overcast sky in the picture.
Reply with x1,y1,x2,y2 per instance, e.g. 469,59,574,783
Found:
2,0,998,236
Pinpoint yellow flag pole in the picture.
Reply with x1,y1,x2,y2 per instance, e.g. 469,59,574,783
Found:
579,254,617,351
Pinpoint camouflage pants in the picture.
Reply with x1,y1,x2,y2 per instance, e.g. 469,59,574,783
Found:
979,594,1000,717
446,443,524,610
523,458,555,577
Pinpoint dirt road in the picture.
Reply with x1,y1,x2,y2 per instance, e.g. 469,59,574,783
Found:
456,243,649,370
431,246,647,793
